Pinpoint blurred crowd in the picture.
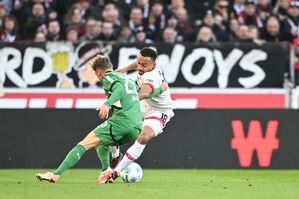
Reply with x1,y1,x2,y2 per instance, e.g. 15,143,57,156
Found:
0,0,298,45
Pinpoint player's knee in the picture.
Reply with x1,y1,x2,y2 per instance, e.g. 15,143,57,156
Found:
137,133,154,144
136,135,148,144
78,141,90,150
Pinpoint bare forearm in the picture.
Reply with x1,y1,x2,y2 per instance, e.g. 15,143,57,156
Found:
124,61,138,72
138,85,152,100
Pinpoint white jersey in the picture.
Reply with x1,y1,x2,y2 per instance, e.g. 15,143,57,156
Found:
138,65,176,111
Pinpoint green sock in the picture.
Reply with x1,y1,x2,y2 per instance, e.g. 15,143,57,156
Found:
53,144,86,175
95,145,110,171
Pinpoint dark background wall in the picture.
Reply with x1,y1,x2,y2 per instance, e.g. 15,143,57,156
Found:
1,109,299,169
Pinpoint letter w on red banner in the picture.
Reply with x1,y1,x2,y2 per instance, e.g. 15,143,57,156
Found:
231,120,279,168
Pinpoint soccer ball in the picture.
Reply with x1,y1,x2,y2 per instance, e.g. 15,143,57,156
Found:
120,162,143,183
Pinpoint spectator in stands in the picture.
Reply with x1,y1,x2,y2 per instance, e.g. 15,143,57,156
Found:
232,0,245,18
101,2,117,21
173,7,193,41
228,18,240,41
88,0,105,20
0,15,19,42
117,26,135,43
256,0,273,19
196,26,216,43
134,26,153,43
238,0,264,28
136,0,150,19
166,15,184,42
24,3,47,39
66,25,79,44
162,27,177,43
147,0,167,40
115,0,134,21
0,3,7,27
0,0,13,14
248,25,261,40
128,6,146,32
214,0,229,23
80,18,101,41
188,0,213,24
168,0,185,15
200,10,227,42
97,21,117,41
235,24,252,42
34,31,46,42
102,4,122,37
273,0,289,20
46,19,61,41
248,25,265,45
214,13,229,41
64,5,86,37
261,15,293,42
66,1,91,24
281,0,299,38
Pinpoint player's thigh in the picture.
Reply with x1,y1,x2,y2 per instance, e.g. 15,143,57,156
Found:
93,120,140,146
118,126,141,145
79,131,103,150
93,120,116,146
143,110,174,136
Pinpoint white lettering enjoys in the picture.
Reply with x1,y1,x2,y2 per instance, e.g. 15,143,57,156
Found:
238,49,266,88
118,45,267,88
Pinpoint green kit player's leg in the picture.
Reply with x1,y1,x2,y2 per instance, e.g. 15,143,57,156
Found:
53,144,86,175
95,145,110,171
36,144,87,183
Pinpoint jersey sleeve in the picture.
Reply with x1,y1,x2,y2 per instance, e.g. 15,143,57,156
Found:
104,81,125,107
102,73,125,107
142,71,160,91
102,73,119,92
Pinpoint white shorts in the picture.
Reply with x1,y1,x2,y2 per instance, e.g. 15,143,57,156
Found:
142,108,174,136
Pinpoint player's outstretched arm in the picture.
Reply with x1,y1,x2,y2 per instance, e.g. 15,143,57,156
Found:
138,84,153,100
147,82,168,99
115,60,138,73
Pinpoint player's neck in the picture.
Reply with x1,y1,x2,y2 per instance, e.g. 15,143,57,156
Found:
104,69,113,74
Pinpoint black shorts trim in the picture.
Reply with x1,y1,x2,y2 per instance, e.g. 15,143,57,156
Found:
109,125,118,145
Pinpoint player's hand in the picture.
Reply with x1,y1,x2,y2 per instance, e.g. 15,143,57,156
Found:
160,82,169,91
115,68,127,73
96,104,110,119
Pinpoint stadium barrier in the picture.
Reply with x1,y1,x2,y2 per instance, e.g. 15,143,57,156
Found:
0,88,287,109
1,109,299,169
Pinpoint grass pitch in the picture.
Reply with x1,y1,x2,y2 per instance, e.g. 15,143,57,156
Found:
0,169,299,199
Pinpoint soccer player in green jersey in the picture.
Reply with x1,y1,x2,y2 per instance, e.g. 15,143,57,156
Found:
35,55,143,183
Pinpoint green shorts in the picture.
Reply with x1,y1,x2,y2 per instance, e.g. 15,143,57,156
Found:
93,120,141,146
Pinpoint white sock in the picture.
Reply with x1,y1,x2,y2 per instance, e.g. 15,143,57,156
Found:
109,146,120,158
114,141,145,173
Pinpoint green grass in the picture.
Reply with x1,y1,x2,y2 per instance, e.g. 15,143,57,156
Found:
0,169,299,199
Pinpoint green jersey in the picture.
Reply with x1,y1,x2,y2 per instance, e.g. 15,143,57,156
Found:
93,71,142,146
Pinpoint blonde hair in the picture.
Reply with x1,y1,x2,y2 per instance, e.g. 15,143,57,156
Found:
90,54,113,71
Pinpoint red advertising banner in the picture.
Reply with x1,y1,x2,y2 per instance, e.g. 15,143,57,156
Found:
0,88,286,109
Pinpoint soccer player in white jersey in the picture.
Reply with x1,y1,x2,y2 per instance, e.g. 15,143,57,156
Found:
98,47,176,183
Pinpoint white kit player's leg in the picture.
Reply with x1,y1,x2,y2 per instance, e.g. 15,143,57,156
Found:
114,110,173,175
109,146,120,158
109,145,123,168
114,140,146,174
